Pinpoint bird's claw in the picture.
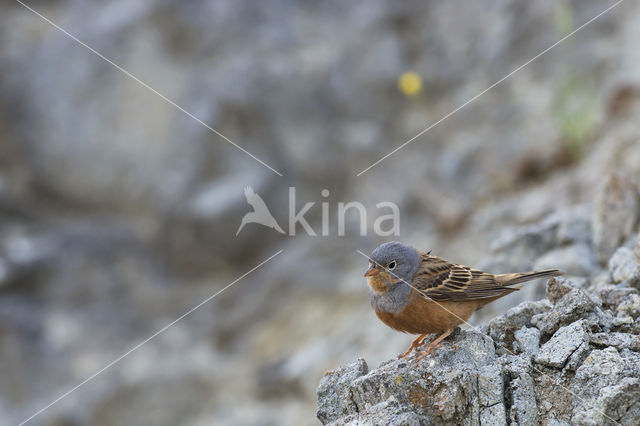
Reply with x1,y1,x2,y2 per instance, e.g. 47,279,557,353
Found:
414,342,445,362
398,334,428,359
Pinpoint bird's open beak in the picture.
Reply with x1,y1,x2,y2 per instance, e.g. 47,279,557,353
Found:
364,265,379,277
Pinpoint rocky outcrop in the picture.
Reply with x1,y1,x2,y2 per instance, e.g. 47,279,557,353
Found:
318,176,640,425
318,274,640,425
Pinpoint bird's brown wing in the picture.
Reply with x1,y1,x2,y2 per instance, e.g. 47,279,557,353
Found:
411,254,518,301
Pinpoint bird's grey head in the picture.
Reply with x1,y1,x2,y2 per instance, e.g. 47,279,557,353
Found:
365,241,421,313
367,241,421,283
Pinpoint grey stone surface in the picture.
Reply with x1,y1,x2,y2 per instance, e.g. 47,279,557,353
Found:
332,397,428,426
487,205,594,274
593,174,640,264
556,205,593,246
590,332,640,351
531,288,597,335
564,341,591,372
478,365,503,407
479,403,507,426
508,371,537,426
545,277,576,304
534,243,599,277
344,331,488,424
535,320,588,368
487,300,551,350
317,359,368,424
599,286,640,311
596,378,640,426
572,348,640,425
609,246,640,288
618,293,640,319
545,417,571,426
514,326,540,356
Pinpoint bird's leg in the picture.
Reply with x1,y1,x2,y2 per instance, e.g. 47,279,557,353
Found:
398,334,428,359
415,328,454,362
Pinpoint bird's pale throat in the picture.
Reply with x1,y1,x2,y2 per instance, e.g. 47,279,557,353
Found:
367,271,400,293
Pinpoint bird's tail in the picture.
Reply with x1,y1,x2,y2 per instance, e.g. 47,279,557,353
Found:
496,269,563,286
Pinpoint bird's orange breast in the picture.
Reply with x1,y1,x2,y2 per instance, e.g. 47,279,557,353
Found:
375,294,479,334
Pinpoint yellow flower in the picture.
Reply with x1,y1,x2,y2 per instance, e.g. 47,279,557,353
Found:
398,71,423,97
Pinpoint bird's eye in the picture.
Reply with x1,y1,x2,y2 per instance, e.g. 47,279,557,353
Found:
388,260,397,270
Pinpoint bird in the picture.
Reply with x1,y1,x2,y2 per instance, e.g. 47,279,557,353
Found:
236,186,285,236
364,241,562,361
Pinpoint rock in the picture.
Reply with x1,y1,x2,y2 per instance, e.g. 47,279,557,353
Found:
535,320,588,369
509,374,537,426
491,205,593,262
598,285,640,311
596,377,640,425
590,272,614,291
531,288,597,335
319,278,640,425
490,219,568,271
564,276,589,289
565,341,592,371
514,327,540,356
556,205,593,245
333,397,429,425
609,246,640,288
503,356,537,426
590,332,640,351
545,416,572,426
596,378,640,425
596,286,640,334
316,359,368,424
480,403,507,426
478,365,503,407
612,312,639,334
487,300,551,350
317,331,495,424
534,244,598,277
617,293,640,319
592,174,640,264
545,277,576,304
573,348,640,425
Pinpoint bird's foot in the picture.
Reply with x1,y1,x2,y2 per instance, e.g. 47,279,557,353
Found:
413,328,454,362
414,341,445,362
398,334,428,359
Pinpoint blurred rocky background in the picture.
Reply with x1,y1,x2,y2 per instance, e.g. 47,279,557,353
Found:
0,0,639,425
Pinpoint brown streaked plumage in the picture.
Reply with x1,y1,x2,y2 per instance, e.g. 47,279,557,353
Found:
365,242,562,361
